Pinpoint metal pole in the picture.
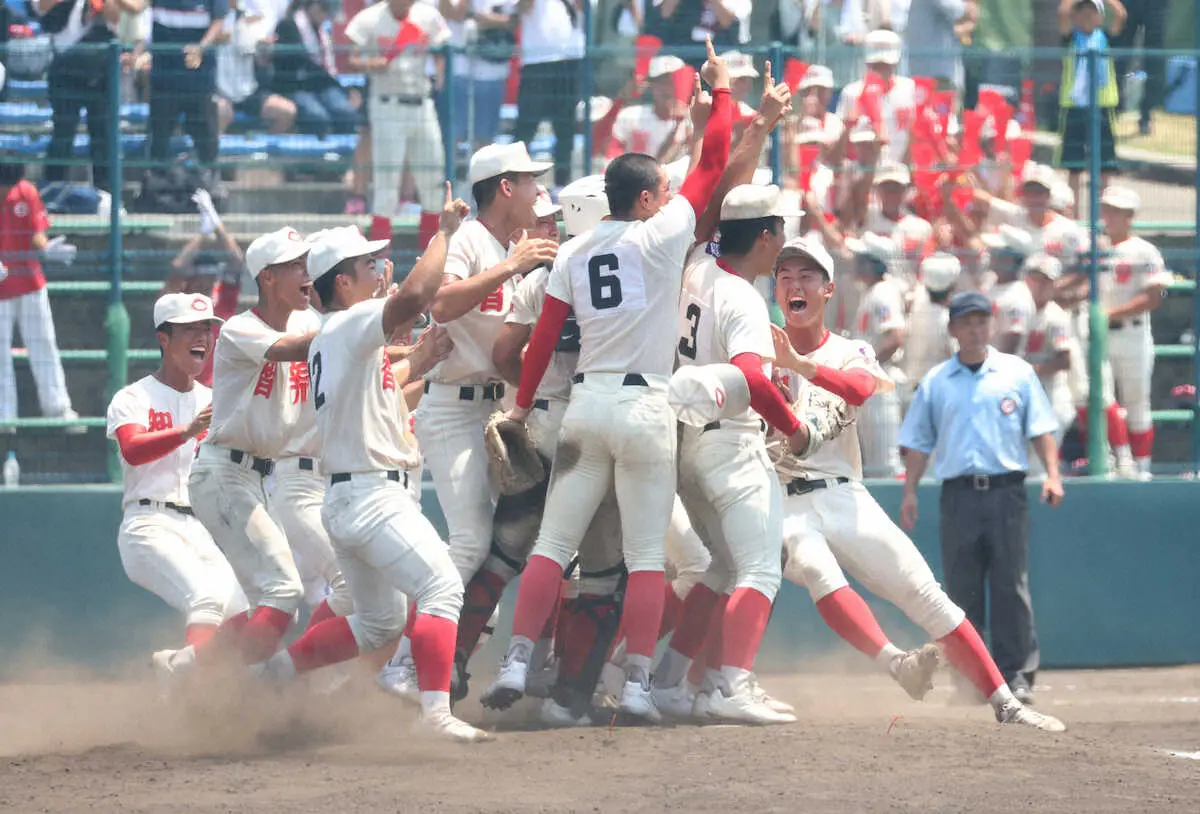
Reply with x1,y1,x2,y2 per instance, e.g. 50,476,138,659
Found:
443,45,456,196
104,40,129,483
1192,11,1200,471
769,42,783,186
581,0,595,178
1085,46,1108,476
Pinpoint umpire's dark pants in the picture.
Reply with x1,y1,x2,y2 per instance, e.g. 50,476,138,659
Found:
939,472,1039,692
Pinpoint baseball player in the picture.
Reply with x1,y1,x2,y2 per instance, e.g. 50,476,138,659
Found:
345,0,450,249
1022,254,1076,449
480,39,734,723
973,164,1085,268
834,30,916,164
107,293,248,650
258,194,492,742
1100,186,1171,478
984,225,1036,356
863,162,934,293
609,56,693,163
903,253,960,405
769,237,1064,732
153,227,318,678
848,233,905,478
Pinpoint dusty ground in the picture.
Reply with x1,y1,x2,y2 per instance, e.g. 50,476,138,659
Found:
0,664,1197,814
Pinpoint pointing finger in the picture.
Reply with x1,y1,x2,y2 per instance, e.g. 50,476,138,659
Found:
705,35,716,63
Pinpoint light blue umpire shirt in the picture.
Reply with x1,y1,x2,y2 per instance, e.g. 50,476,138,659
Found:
898,346,1060,481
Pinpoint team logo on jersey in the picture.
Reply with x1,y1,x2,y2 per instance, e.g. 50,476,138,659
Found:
1115,262,1133,285
147,409,173,431
714,387,726,408
12,202,29,218
999,396,1017,415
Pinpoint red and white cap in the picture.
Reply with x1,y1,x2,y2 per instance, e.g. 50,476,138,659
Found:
468,142,552,185
724,51,759,79
719,184,804,221
776,236,836,279
306,225,390,281
153,292,224,327
245,226,309,279
668,363,751,427
1101,185,1140,211
799,65,834,91
533,185,562,219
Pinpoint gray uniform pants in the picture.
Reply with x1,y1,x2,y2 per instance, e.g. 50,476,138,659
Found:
938,475,1039,691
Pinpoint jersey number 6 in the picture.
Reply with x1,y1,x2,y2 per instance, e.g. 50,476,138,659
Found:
310,352,326,410
588,253,623,310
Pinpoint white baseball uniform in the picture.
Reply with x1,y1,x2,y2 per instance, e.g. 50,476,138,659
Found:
107,376,249,630
989,279,1036,356
903,287,956,405
189,308,317,615
835,76,917,163
1101,236,1171,438
416,219,514,583
674,248,782,602
345,1,449,215
1023,301,1076,443
852,277,906,477
611,105,692,161
863,210,934,291
310,298,462,653
771,332,965,640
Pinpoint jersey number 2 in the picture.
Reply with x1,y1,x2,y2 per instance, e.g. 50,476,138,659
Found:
310,352,326,410
588,253,623,310
678,303,701,359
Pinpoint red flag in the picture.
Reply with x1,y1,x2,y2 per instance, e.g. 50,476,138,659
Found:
912,170,943,220
1018,79,1037,131
1009,135,1033,180
634,35,663,82
797,144,821,192
991,102,1013,152
368,215,392,243
784,59,809,94
932,90,955,135
913,77,937,111
912,108,950,165
673,64,696,105
959,110,984,168
951,181,975,212
976,88,1007,118
383,19,427,62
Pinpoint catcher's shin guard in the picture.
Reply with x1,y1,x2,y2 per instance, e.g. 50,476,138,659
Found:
550,566,626,718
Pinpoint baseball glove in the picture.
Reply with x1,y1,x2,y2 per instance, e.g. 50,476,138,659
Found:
795,389,855,459
484,411,546,495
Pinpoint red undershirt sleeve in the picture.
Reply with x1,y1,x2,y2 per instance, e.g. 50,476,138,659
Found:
731,353,802,436
811,365,878,406
679,88,732,219
516,295,571,410
115,424,192,466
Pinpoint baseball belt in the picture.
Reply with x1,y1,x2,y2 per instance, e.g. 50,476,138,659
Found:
329,470,409,487
136,499,194,516
785,476,849,496
572,373,648,386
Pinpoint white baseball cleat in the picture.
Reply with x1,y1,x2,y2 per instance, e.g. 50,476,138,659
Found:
650,682,696,719
377,655,420,705
706,681,798,725
151,649,180,699
748,674,795,715
691,689,715,720
539,698,591,728
480,651,528,711
618,679,662,724
996,699,1066,733
415,708,495,743
892,644,941,701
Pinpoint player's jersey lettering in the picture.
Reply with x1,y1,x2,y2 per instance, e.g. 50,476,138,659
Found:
310,352,326,410
253,362,276,398
479,285,505,313
678,302,702,359
288,362,310,405
380,351,397,391
588,253,624,310
147,409,173,431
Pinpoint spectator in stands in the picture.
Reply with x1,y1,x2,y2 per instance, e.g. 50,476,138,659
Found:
513,0,584,191
272,0,359,136
903,251,960,406
905,0,976,90
1112,0,1164,136
608,56,691,162
165,189,244,295
0,160,81,430
644,0,750,62
215,1,297,135
39,0,142,192
441,0,519,150
835,29,916,164
147,0,227,167
862,162,934,293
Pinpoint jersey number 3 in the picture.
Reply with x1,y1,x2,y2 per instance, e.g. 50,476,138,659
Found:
310,352,326,410
588,253,623,310
678,303,701,359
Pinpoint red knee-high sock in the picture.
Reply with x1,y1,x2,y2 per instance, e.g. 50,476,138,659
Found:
687,596,727,686
410,613,457,692
721,587,772,671
622,570,666,660
540,582,565,640
511,555,566,642
193,610,249,663
657,584,684,641
937,620,1004,698
666,583,720,659
1130,427,1155,459
1106,403,1129,448
815,586,890,659
305,599,336,630
703,596,728,671
456,569,508,659
184,623,218,649
417,211,440,250
288,616,360,674
237,606,293,663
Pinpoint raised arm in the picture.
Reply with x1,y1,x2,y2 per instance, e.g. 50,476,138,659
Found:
385,184,470,338
678,38,733,220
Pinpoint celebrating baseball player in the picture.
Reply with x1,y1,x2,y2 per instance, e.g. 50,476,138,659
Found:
106,293,248,652
768,236,1065,732
1022,254,1077,448
153,227,318,678
479,37,734,723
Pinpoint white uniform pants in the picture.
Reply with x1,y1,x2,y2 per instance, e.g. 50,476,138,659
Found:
189,445,304,614
117,503,249,627
535,374,677,574
0,288,72,420
267,457,353,616
322,475,463,651
369,96,445,215
781,481,964,640
664,494,711,598
413,385,500,583
678,426,782,601
1109,323,1154,434
858,375,903,478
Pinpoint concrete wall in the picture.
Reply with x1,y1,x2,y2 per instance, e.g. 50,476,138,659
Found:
2,479,1198,678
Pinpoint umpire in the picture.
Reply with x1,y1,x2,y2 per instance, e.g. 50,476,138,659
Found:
897,291,1064,706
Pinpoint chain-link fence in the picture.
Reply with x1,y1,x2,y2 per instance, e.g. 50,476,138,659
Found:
1,4,1198,483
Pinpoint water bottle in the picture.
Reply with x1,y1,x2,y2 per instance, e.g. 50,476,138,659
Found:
3,451,19,487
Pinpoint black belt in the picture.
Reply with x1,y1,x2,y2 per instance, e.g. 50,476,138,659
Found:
330,470,408,487
533,399,550,411
229,448,274,476
1108,318,1143,331
376,94,427,105
572,373,648,386
702,419,767,433
786,476,848,496
943,471,1026,491
299,457,315,472
423,381,506,401
137,499,193,516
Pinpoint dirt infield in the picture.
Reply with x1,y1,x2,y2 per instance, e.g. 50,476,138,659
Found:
1,664,1197,813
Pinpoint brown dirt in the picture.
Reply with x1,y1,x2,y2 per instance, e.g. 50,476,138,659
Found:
1,664,1198,814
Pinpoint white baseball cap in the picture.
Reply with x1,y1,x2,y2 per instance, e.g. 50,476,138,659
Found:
648,55,685,79
776,236,836,279
576,95,614,124
1020,162,1057,191
558,174,609,237
668,363,751,427
864,30,903,65
874,161,911,187
848,117,879,144
153,292,224,327
983,224,1034,257
1101,185,1140,211
1023,252,1064,281
846,231,896,269
468,141,552,185
245,226,309,279
799,65,834,91
920,252,962,293
306,225,390,282
719,184,804,222
1050,181,1075,213
724,51,759,79
533,185,561,219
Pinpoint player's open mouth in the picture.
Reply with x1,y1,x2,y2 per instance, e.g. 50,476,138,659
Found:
788,296,808,313
189,345,206,361
300,283,313,298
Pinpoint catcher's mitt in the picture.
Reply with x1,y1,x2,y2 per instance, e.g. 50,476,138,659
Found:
795,389,855,459
484,411,546,495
